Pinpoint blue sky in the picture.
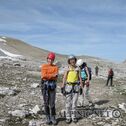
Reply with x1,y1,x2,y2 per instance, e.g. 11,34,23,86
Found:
0,0,126,62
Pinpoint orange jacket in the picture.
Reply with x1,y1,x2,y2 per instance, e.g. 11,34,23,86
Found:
41,64,58,80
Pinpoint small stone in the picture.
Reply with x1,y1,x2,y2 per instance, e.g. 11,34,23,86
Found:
13,63,21,67
31,83,39,88
29,120,45,126
104,124,111,126
97,121,105,125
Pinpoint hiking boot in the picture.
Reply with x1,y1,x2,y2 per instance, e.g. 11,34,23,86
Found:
51,116,57,125
46,115,51,125
72,118,78,123
66,118,71,124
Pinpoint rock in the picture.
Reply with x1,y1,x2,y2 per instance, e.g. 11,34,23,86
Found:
104,124,111,126
97,121,105,125
31,105,41,114
13,63,21,67
94,104,100,108
88,114,97,119
18,104,27,108
112,121,118,126
29,120,45,126
0,118,7,123
23,77,27,81
118,103,126,113
31,83,39,88
8,110,29,118
30,91,35,95
0,87,20,96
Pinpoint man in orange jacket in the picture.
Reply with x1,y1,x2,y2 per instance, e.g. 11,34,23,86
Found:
41,52,58,125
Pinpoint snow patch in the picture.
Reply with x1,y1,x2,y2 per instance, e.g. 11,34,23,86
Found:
0,49,22,57
0,38,6,43
1,36,6,39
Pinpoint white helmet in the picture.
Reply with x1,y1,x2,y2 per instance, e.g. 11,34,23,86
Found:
76,59,84,66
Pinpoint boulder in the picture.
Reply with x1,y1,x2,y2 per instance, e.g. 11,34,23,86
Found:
118,103,126,113
8,110,29,118
30,105,41,114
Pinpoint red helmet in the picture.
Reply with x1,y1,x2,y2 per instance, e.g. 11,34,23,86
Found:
47,52,55,60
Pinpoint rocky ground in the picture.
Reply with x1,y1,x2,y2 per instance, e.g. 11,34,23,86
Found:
0,59,126,126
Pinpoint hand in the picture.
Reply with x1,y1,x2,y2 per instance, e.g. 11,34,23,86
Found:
80,88,83,95
85,81,89,87
52,74,58,78
61,87,64,94
85,80,89,83
61,87,66,96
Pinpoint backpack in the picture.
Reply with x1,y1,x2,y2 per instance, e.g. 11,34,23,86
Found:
88,67,92,80
81,67,92,81
109,70,114,76
81,68,87,81
67,67,79,83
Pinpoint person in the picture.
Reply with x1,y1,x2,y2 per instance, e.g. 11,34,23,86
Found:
61,55,82,124
106,68,114,86
95,66,99,76
76,59,93,107
41,52,58,125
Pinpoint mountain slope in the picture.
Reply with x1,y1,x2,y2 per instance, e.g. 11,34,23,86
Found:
0,36,126,79
0,36,67,62
0,36,49,60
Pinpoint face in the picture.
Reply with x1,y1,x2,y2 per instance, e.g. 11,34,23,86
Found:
47,58,54,64
69,59,76,66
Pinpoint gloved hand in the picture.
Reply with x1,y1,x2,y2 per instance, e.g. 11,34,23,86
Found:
41,79,44,84
61,87,66,96
80,88,83,95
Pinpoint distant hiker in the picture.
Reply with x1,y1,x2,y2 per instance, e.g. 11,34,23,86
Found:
106,68,114,86
61,55,82,124
41,52,58,125
95,66,99,76
76,59,93,107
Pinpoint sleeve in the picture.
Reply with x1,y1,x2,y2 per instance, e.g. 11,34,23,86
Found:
41,65,58,80
41,65,53,80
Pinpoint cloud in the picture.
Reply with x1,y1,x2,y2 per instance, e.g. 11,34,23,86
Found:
0,0,126,61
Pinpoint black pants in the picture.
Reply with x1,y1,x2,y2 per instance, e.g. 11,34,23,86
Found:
41,80,56,116
95,71,98,76
106,76,113,86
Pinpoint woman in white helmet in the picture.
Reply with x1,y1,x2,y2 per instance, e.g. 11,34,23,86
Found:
61,55,83,124
76,59,93,107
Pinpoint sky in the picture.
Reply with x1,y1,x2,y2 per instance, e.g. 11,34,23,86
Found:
0,0,126,62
